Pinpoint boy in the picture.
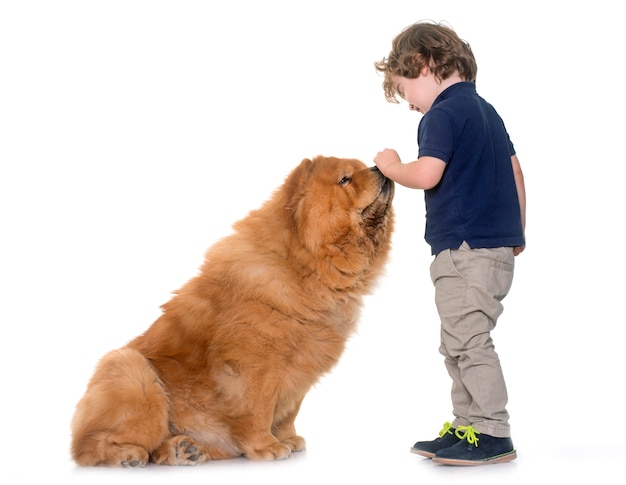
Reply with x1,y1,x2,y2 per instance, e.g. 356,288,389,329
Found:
373,21,526,466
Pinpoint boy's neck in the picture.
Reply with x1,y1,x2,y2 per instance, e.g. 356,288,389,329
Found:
437,72,465,95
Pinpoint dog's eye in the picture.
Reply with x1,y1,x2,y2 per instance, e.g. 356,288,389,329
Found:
338,176,352,186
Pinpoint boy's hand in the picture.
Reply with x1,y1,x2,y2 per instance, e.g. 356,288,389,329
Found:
374,148,401,174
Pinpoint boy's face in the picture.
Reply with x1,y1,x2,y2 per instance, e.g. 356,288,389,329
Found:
392,67,440,114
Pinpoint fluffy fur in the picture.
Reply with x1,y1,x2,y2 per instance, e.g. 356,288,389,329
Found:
71,155,394,467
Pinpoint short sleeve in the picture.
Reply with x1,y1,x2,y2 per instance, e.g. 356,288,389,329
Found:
418,109,456,163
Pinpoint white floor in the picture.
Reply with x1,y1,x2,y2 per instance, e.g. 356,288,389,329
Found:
6,320,624,485
56,444,620,485
15,384,623,485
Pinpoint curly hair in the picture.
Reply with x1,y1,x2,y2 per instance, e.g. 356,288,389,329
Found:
375,21,477,103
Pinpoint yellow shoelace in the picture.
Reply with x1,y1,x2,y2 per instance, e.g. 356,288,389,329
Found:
438,421,454,438
455,425,480,447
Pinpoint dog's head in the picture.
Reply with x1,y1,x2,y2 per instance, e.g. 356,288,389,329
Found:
283,156,394,287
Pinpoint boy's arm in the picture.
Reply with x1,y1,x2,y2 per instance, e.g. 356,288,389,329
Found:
511,154,526,256
374,148,445,189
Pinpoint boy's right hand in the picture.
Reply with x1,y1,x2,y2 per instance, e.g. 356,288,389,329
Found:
374,148,401,174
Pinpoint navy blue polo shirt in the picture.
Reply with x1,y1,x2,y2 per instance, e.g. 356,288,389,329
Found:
418,82,525,255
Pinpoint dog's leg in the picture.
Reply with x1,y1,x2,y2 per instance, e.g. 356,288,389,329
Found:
272,397,307,453
71,348,170,467
224,373,297,461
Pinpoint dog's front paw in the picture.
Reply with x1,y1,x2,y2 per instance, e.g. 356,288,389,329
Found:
281,435,306,453
246,442,292,461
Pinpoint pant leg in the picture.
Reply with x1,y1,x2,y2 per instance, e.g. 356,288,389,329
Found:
430,242,514,438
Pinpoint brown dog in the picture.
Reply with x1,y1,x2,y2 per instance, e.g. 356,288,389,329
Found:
71,156,394,467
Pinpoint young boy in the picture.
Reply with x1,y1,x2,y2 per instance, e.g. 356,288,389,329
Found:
373,21,526,466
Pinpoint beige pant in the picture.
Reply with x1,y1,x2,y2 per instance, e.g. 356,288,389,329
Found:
430,242,514,438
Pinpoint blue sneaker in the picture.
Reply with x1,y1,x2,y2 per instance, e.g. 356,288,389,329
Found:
410,422,460,458
432,426,517,465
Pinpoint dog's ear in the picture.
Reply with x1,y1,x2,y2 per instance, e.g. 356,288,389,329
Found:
282,158,314,207
292,158,315,182
272,158,315,239
281,158,328,251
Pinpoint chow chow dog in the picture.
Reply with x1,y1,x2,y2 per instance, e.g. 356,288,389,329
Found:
71,155,394,467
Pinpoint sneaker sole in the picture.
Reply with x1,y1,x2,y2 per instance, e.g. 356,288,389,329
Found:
410,448,435,458
432,450,517,466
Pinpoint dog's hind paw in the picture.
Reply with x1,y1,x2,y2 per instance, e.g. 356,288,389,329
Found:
121,458,148,468
110,445,149,467
151,436,208,466
176,440,204,463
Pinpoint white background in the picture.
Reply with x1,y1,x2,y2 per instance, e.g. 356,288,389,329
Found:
1,1,624,483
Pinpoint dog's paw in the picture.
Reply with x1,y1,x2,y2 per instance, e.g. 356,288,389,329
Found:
151,435,207,466
121,458,148,468
175,440,205,464
115,445,149,468
282,435,306,453
246,442,293,461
